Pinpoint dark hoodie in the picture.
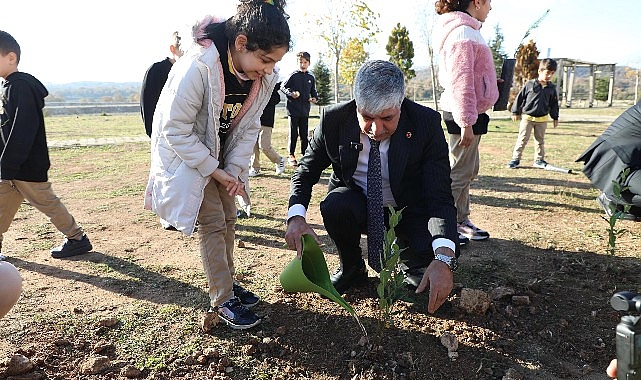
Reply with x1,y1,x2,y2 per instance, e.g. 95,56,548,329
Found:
0,71,50,181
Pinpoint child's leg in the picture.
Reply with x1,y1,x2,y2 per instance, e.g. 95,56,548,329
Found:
12,180,84,240
511,118,533,160
533,121,548,161
288,117,299,157
299,117,310,156
0,180,26,251
258,126,281,164
251,137,261,171
197,180,236,308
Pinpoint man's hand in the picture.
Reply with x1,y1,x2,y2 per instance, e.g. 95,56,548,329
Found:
458,125,475,148
284,216,320,259
415,253,455,314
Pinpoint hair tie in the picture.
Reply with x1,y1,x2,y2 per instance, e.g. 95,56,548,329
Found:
264,0,274,4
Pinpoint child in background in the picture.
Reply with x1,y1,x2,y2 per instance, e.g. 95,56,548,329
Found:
0,30,92,261
144,0,290,330
508,58,560,169
281,51,317,166
249,82,286,177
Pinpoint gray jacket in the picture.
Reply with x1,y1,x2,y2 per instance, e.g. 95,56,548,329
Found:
144,42,279,235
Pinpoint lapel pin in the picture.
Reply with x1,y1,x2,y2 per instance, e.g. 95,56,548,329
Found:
406,132,412,139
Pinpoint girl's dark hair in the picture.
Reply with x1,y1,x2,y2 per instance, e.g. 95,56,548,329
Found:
435,0,473,15
223,0,291,52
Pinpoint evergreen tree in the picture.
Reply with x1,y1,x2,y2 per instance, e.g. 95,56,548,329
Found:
312,57,332,106
488,24,508,78
386,23,415,83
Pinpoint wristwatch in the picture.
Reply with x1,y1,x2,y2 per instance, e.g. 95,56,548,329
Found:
434,253,459,271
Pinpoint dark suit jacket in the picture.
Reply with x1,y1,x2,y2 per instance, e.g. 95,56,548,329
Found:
576,101,641,206
289,98,458,243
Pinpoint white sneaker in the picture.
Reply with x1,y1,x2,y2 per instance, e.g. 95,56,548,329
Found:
248,168,261,177
275,157,286,175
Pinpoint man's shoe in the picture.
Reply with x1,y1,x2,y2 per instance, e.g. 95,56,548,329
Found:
288,155,298,167
51,235,92,258
401,266,426,291
533,159,548,169
275,157,286,175
216,297,261,330
233,282,260,308
458,234,469,246
458,219,490,241
597,192,640,221
330,265,367,294
248,168,261,177
507,159,520,169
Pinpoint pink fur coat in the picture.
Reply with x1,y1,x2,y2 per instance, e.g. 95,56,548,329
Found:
436,11,499,128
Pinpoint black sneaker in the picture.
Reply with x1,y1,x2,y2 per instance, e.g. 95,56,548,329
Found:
216,297,261,330
507,159,520,169
233,282,260,308
51,235,92,258
0,253,5,261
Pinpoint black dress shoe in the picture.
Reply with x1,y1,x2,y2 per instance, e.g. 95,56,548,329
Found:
330,265,368,294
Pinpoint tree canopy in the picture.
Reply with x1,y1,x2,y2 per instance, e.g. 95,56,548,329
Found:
386,23,416,83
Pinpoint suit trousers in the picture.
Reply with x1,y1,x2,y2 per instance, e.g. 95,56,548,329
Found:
251,126,282,170
448,133,482,223
288,116,309,156
0,179,84,250
320,187,433,271
197,179,237,308
512,119,547,161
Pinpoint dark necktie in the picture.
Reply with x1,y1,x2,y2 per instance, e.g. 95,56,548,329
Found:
367,139,384,272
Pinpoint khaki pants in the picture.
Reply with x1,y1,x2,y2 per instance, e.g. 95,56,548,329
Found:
0,180,83,250
197,179,238,308
511,119,547,161
251,126,282,170
448,134,482,222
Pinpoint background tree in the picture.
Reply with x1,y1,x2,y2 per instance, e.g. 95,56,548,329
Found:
312,56,333,107
386,23,416,83
595,77,610,102
312,0,380,103
416,6,439,109
339,38,370,98
488,24,508,78
510,40,540,108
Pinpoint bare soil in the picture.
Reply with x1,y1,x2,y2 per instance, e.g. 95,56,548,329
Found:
0,130,639,379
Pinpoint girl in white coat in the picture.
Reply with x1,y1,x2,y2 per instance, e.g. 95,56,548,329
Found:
145,0,290,330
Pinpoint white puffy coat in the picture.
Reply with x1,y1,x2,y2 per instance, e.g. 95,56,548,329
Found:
144,42,279,235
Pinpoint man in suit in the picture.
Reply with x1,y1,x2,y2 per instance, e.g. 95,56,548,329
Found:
284,60,460,314
577,101,641,220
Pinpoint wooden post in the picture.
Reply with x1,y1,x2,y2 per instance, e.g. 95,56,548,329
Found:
588,65,595,108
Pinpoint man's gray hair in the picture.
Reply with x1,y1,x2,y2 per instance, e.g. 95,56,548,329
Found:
353,60,405,115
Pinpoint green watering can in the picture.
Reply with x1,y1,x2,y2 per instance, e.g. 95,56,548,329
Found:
280,234,356,316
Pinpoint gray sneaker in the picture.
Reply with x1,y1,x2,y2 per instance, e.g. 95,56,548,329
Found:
458,219,490,241
533,159,548,169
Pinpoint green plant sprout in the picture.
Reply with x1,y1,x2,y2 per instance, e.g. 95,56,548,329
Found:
376,206,408,328
605,168,631,255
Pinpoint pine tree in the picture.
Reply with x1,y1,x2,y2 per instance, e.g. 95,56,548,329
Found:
386,23,415,83
312,57,332,106
488,24,508,78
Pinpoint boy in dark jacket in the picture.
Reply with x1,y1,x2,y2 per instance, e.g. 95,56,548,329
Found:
0,30,92,260
508,58,560,169
281,52,318,166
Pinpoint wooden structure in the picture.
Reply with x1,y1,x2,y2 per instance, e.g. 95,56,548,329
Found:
555,58,616,107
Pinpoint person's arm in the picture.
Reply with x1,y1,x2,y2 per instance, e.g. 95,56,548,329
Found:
309,75,318,103
549,86,560,128
285,106,334,256
511,84,527,122
1,81,42,180
411,107,458,313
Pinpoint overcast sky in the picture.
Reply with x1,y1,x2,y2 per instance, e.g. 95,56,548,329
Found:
3,0,639,84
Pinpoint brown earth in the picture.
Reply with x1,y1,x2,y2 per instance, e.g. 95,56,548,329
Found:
0,124,640,379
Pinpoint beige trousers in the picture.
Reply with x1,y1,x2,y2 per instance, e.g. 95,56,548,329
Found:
251,126,282,171
448,134,482,223
511,119,548,161
0,180,83,250
197,179,238,308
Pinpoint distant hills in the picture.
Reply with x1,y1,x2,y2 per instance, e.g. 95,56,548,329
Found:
45,81,141,103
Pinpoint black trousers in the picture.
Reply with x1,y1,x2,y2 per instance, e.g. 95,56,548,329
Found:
288,116,309,156
319,187,433,272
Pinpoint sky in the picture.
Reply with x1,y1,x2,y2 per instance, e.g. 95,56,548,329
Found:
2,0,640,84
